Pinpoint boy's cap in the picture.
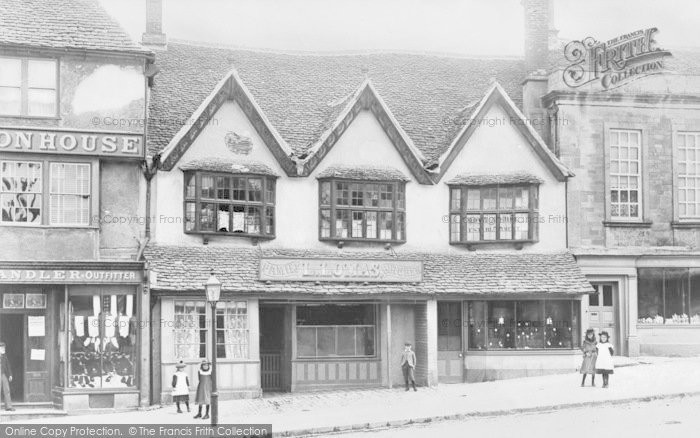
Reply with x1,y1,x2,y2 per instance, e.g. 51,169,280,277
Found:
0,341,5,347
404,342,412,346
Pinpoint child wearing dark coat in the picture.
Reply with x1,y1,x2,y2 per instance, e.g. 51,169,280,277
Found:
193,359,212,420
579,329,597,387
172,361,190,413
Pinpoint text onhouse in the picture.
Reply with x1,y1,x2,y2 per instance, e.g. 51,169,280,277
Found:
0,128,144,158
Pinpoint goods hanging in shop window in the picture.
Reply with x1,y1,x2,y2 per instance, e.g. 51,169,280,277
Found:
69,292,136,388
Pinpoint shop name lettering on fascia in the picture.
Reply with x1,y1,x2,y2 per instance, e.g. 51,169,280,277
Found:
0,269,138,282
259,258,423,282
0,128,143,158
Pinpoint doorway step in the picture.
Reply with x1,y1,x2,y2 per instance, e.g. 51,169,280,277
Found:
0,402,68,422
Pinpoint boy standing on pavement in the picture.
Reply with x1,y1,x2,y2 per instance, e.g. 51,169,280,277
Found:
0,342,14,411
400,342,417,392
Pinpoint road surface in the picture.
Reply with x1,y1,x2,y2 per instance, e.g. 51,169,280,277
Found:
338,395,700,438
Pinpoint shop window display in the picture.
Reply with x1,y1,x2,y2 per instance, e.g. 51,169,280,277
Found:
296,304,376,358
638,268,700,325
67,286,136,388
468,300,579,350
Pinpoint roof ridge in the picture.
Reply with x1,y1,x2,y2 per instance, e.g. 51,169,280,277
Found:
167,38,524,61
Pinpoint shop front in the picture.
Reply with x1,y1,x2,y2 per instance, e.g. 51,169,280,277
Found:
575,251,700,357
146,245,592,396
0,262,145,412
437,297,584,383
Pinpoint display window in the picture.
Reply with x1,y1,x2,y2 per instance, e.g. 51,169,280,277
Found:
65,286,136,388
468,299,579,350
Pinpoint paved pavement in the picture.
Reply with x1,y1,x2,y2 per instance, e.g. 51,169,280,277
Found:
338,394,700,438
11,356,700,437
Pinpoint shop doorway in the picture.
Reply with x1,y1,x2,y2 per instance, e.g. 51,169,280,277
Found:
588,283,620,354
259,305,290,392
437,301,463,383
1,314,24,402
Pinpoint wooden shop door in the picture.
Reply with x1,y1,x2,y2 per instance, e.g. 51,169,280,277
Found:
437,301,463,383
588,283,620,354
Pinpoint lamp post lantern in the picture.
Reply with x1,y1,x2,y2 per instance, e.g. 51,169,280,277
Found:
205,270,221,426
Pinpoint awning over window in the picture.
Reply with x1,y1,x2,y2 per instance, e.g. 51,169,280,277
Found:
144,246,593,297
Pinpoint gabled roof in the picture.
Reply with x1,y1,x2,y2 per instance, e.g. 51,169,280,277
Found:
144,245,594,296
300,79,431,183
147,41,526,165
0,0,151,56
158,70,297,176
434,82,574,182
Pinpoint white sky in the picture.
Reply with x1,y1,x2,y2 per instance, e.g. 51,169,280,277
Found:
101,0,700,56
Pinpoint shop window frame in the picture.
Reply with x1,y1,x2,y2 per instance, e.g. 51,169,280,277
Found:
294,303,378,359
637,267,700,325
467,299,580,351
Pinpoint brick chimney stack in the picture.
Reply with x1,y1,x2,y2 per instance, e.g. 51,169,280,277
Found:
522,0,556,73
521,0,557,149
142,0,166,48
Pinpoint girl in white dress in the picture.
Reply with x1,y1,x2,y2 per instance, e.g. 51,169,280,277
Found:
595,331,614,388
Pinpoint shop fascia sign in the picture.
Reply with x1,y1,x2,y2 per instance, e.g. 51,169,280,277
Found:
0,127,144,158
0,269,143,283
259,258,423,283
563,28,672,90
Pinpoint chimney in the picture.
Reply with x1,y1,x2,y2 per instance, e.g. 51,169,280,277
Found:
142,0,167,48
521,0,556,148
522,0,555,73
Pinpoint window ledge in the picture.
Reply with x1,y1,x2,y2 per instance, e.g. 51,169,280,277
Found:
185,231,275,240
603,220,652,228
0,224,98,230
0,114,60,120
671,221,700,229
466,349,580,356
292,357,380,362
320,238,406,245
451,240,536,251
637,324,700,329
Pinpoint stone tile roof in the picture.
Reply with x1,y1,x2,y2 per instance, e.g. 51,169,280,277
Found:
147,41,526,163
144,245,593,296
446,172,545,186
316,165,410,182
0,0,150,55
179,158,279,177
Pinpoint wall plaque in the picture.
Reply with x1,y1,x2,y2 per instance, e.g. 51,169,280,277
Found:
259,258,423,283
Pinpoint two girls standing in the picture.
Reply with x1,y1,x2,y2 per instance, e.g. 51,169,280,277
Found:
579,329,614,388
171,359,212,418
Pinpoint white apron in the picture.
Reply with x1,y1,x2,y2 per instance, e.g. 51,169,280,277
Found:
595,342,614,371
172,371,189,396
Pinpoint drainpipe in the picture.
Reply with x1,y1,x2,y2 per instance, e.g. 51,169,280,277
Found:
565,179,569,249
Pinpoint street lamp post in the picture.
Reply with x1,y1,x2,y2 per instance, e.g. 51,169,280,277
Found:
205,270,222,426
